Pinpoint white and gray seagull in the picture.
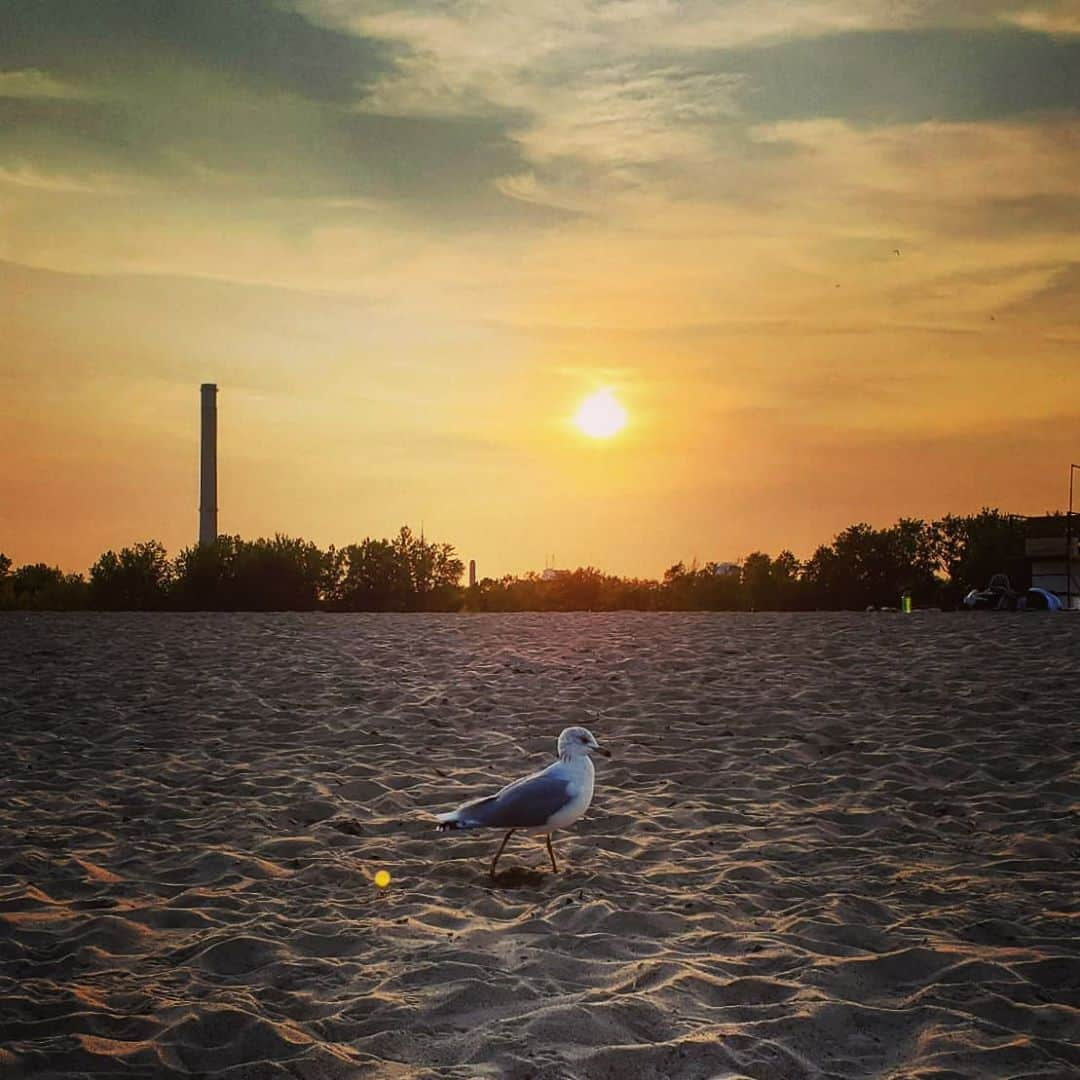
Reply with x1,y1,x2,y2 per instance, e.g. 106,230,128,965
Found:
434,726,610,878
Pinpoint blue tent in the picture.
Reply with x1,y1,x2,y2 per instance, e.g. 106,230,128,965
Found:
1025,587,1063,611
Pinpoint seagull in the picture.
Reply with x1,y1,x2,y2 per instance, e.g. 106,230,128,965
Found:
434,726,610,879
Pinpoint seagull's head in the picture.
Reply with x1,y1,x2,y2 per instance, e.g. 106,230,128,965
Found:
558,726,611,760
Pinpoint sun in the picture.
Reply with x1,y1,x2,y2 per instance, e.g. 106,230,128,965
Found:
574,389,627,439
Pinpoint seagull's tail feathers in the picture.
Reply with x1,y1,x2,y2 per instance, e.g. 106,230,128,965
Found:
434,811,465,832
434,796,497,832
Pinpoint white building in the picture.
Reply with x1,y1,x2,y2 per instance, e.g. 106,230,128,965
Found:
1025,516,1080,609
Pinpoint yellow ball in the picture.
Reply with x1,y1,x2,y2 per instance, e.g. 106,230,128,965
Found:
374,870,391,888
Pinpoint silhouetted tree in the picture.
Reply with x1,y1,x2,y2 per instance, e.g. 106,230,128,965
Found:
0,553,10,609
802,523,930,609
393,527,464,611
658,561,742,610
801,543,844,608
661,562,696,610
334,537,409,611
931,509,1028,603
172,534,331,610
771,550,804,609
471,572,544,611
231,535,329,610
889,518,939,604
171,536,239,610
738,550,806,611
700,562,743,609
607,574,660,610
839,524,894,607
2,562,88,610
89,540,172,610
741,552,774,610
2,507,1044,613
549,567,607,610
329,527,463,611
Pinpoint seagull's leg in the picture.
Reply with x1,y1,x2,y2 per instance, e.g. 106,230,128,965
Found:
545,833,559,873
490,830,516,879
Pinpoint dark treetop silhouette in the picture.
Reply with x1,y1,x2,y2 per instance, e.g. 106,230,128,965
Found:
0,510,1051,612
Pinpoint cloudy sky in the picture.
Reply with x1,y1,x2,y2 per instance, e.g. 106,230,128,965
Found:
3,1,1078,577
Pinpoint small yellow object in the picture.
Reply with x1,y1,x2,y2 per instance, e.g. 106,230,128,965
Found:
374,870,391,888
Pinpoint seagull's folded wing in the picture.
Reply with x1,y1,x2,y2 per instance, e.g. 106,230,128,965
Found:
458,772,572,829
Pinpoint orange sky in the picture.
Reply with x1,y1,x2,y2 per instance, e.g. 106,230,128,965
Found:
2,3,1078,578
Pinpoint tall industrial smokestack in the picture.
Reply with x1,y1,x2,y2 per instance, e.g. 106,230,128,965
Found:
199,383,218,546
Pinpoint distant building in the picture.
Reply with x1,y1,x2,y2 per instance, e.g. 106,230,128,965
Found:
712,562,739,575
1025,516,1080,609
541,568,570,581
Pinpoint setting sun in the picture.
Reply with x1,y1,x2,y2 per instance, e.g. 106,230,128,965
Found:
574,390,627,439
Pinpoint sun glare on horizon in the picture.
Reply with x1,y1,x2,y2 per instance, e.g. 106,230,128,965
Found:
574,389,628,439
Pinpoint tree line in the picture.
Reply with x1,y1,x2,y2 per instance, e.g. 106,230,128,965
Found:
0,510,1041,613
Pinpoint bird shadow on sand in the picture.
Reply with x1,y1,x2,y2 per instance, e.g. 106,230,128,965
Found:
485,866,549,889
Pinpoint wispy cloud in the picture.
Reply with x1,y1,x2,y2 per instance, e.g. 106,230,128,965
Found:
0,163,131,195
0,69,95,101
2,0,398,102
294,4,1080,222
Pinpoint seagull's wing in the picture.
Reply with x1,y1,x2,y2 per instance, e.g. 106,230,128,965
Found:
442,769,572,830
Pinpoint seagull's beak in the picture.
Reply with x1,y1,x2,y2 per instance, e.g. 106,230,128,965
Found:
594,744,612,758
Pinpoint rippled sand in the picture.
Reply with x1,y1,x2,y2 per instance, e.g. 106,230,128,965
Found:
1,612,1078,1078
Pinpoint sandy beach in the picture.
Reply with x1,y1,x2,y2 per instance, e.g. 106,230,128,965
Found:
1,611,1077,1079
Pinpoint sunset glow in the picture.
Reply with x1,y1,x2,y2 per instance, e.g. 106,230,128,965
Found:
1,4,1078,579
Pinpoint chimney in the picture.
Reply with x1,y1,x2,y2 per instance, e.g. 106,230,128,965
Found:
199,383,218,546
469,559,477,588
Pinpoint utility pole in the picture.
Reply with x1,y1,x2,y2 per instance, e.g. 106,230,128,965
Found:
1068,464,1079,610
